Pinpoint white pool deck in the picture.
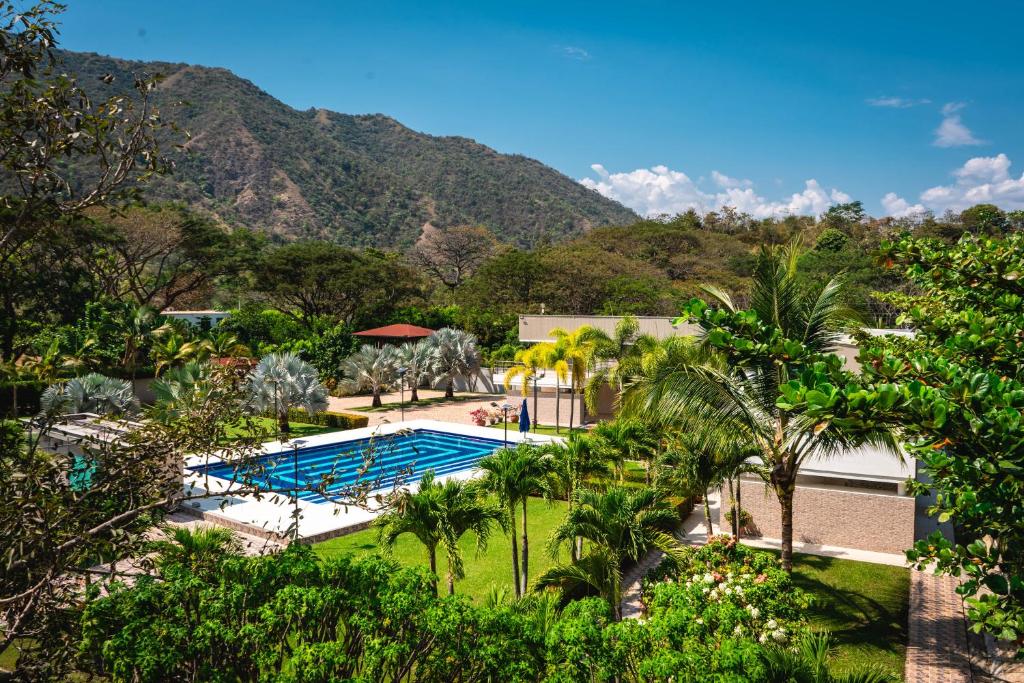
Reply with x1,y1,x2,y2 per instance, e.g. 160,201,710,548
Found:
181,419,560,542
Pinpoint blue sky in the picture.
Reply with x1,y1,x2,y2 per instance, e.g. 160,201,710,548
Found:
59,1,1024,218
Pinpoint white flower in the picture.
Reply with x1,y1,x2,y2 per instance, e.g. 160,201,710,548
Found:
703,587,710,594
772,629,788,642
747,606,760,619
733,624,743,635
759,633,769,644
703,573,715,584
724,587,733,596
766,619,778,630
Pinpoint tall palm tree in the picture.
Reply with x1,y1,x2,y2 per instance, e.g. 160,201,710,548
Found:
428,328,481,399
39,373,140,418
591,418,659,483
548,326,598,430
395,340,435,403
503,345,548,432
535,486,682,619
375,471,503,595
538,342,569,432
583,315,658,415
245,352,329,434
339,345,398,407
620,243,897,572
150,331,208,377
543,433,608,560
206,330,250,359
120,305,157,387
477,444,551,598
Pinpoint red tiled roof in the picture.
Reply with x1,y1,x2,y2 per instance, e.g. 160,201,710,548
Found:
353,323,435,338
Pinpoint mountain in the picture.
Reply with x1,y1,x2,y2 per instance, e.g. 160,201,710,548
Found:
60,50,637,248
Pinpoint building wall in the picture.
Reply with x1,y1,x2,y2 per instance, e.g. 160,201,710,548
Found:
723,479,915,555
518,314,700,343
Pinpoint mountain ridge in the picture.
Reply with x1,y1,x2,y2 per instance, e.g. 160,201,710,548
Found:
60,49,637,248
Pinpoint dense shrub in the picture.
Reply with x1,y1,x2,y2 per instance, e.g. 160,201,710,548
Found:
286,407,369,430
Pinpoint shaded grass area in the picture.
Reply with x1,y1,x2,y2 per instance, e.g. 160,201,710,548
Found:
315,497,568,600
789,551,910,678
219,416,339,444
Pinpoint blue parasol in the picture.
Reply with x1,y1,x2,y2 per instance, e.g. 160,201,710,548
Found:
519,398,531,433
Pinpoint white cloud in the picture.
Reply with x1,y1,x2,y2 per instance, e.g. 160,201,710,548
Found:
882,153,1024,215
579,164,851,219
933,102,984,147
560,46,591,61
881,192,926,218
866,96,931,108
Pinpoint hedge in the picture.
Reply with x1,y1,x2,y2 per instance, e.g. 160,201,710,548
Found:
285,408,369,430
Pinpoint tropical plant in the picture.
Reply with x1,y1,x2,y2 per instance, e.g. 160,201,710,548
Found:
543,433,609,560
478,444,551,598
375,470,503,595
338,344,398,407
150,330,209,377
536,486,682,619
395,339,435,402
39,373,139,417
151,525,240,578
583,314,658,414
549,326,599,429
244,352,329,434
149,361,213,424
591,418,659,483
119,305,157,385
621,243,898,572
428,327,481,399
538,341,570,432
205,330,250,358
762,632,891,682
503,344,548,432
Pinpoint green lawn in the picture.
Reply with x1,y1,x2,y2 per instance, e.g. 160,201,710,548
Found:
220,417,339,443
789,552,910,679
315,496,569,600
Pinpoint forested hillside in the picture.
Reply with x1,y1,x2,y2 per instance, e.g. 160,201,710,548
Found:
59,50,637,247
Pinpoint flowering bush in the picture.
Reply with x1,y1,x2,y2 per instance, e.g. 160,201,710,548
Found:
469,408,489,424
641,536,811,649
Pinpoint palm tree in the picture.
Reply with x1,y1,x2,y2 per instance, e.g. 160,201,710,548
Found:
539,342,569,432
762,632,890,682
120,305,157,387
583,315,658,415
535,486,682,619
206,330,250,359
543,433,609,560
375,471,503,595
620,243,897,572
477,444,551,598
149,361,212,423
152,525,240,577
591,418,659,483
428,328,481,399
503,345,548,432
548,327,598,430
338,345,398,408
150,331,208,377
245,352,329,434
395,340,435,402
39,373,140,418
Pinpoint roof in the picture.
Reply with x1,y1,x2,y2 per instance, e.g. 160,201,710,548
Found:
353,323,435,339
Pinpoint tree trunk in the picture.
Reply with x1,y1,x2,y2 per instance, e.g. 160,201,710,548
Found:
410,384,419,402
554,377,560,433
778,483,795,573
278,409,290,434
447,571,455,596
10,383,17,419
728,477,738,538
568,386,575,431
372,387,382,408
428,546,439,596
736,478,743,540
704,493,714,542
509,508,521,598
445,379,454,399
532,381,539,433
520,497,529,596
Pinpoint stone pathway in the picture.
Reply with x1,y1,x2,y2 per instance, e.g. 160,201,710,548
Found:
905,570,973,682
620,549,664,619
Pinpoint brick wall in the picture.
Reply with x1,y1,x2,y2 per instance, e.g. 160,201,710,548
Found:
721,479,915,554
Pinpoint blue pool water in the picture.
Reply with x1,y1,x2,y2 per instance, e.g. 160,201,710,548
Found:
189,429,507,503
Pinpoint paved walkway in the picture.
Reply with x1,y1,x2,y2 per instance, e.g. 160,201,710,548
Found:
905,570,973,682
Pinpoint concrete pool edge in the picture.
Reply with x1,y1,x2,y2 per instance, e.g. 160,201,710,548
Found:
180,419,561,543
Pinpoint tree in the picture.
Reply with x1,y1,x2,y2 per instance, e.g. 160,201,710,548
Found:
536,486,682,619
412,224,498,290
244,352,328,434
151,525,241,578
338,345,398,407
149,361,213,424
959,203,1008,235
39,373,139,417
428,327,481,399
503,344,548,432
549,326,599,430
119,304,157,386
478,445,551,598
621,243,898,572
544,433,608,560
150,330,209,377
583,314,658,416
591,418,659,484
395,340,435,402
538,342,570,432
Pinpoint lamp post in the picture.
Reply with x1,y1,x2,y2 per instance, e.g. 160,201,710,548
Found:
491,401,513,446
397,367,408,421
533,370,546,433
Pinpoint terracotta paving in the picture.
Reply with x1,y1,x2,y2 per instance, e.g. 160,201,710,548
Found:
905,570,973,682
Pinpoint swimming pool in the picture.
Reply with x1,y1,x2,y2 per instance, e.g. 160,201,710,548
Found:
190,428,507,503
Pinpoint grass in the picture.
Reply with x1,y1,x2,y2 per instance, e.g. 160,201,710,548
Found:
487,421,586,437
789,552,910,678
220,416,339,444
315,496,569,600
